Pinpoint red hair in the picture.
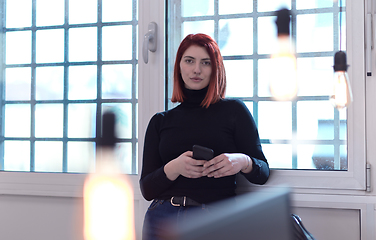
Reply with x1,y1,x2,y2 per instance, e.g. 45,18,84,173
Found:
171,33,226,108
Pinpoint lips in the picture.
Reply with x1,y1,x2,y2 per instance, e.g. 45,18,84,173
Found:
191,77,202,82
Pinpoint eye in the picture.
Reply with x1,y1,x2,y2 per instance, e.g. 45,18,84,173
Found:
185,59,194,64
202,61,211,66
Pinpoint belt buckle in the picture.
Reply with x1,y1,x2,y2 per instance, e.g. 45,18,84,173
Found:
171,196,186,207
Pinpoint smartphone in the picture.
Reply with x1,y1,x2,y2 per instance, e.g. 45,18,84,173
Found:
192,145,214,160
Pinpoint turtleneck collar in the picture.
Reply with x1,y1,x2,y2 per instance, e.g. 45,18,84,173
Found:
180,86,208,107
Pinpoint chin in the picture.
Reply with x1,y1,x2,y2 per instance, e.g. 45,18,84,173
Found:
187,83,209,90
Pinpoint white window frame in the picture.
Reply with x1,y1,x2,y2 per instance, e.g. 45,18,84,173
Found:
162,0,367,193
0,0,166,200
242,0,367,192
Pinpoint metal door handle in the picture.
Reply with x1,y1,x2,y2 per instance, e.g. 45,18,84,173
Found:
143,22,157,64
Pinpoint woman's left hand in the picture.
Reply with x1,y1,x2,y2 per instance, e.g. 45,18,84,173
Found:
202,153,252,178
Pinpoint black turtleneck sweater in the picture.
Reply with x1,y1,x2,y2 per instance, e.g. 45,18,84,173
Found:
140,87,269,204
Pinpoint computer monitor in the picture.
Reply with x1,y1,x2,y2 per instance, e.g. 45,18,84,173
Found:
164,187,293,240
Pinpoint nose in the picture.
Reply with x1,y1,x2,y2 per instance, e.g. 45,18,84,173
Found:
193,62,201,74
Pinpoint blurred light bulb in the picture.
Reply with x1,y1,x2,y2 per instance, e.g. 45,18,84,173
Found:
269,35,298,101
269,8,298,101
330,51,353,109
84,150,135,240
84,112,135,240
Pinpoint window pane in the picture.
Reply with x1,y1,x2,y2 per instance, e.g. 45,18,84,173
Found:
102,25,133,61
297,101,334,140
297,57,333,96
68,65,97,100
69,27,97,62
258,101,292,140
219,0,252,15
297,144,316,169
6,0,32,28
224,60,253,98
68,142,95,173
35,141,63,172
312,144,335,170
258,59,273,97
340,111,347,140
258,0,291,12
36,29,65,63
219,18,253,56
36,66,64,100
69,0,97,24
102,103,132,139
36,0,64,26
116,142,133,174
5,104,30,138
5,67,31,101
262,144,292,169
296,0,333,10
102,64,132,99
340,145,347,169
68,104,96,138
183,21,214,38
258,16,278,55
296,13,333,53
4,141,30,171
182,0,214,17
103,0,133,22
35,104,64,138
6,31,31,64
244,102,254,115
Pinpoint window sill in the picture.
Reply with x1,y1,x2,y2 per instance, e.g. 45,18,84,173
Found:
0,171,141,198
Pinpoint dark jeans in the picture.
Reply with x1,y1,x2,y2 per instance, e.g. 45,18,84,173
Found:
142,199,212,240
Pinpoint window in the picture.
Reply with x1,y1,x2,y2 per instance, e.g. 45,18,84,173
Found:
166,0,366,190
0,0,138,174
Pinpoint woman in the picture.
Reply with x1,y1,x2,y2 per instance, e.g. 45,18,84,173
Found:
140,33,270,239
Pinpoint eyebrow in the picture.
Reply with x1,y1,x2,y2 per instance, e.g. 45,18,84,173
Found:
183,56,211,61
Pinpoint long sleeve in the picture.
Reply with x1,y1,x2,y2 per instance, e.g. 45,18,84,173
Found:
232,100,270,184
139,113,175,201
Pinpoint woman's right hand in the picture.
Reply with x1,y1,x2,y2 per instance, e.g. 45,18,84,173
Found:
164,151,207,181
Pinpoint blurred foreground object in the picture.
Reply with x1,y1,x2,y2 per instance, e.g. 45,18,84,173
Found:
269,8,298,101
163,187,293,240
84,111,135,240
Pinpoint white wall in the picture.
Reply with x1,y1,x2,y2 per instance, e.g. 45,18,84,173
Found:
0,195,84,240
1,185,376,240
0,193,149,240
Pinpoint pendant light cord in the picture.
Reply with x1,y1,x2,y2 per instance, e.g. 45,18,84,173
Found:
339,0,342,51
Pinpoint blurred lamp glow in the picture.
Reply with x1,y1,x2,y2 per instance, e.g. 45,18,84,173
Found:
269,8,298,101
84,112,135,240
84,159,135,240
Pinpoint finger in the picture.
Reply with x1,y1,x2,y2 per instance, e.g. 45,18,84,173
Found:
182,150,193,158
203,158,227,175
208,160,235,177
186,166,205,178
212,167,233,178
191,160,207,166
203,155,222,168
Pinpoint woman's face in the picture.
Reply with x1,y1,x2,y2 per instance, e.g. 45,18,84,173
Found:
180,45,212,90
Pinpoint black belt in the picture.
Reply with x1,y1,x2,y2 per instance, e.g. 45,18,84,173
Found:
170,196,202,207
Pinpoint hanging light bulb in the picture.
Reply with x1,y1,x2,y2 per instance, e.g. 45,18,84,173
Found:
84,111,135,240
330,51,353,109
269,8,298,101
